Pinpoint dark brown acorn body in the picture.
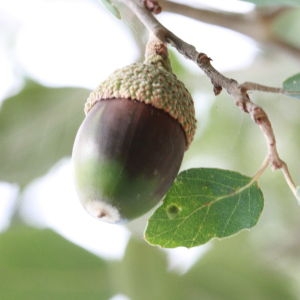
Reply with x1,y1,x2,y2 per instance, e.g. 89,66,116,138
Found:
72,53,196,223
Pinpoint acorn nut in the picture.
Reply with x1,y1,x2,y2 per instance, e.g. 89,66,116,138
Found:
72,51,196,223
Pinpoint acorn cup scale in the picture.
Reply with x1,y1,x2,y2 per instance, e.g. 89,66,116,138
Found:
72,40,196,223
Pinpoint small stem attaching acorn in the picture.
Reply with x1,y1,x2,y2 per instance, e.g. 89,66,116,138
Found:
72,36,196,223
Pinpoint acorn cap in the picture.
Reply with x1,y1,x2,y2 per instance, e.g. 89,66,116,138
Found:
85,54,196,147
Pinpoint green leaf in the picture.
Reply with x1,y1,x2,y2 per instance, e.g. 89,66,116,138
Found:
0,226,112,300
145,168,264,248
0,81,88,187
241,0,300,5
283,73,300,99
98,0,121,19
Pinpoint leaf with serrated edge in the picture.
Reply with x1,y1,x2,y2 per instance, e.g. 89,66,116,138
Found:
283,73,300,99
145,168,264,248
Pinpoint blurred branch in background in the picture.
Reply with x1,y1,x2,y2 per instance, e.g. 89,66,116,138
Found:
159,1,300,59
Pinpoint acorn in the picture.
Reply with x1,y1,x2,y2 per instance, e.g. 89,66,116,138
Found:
72,38,196,223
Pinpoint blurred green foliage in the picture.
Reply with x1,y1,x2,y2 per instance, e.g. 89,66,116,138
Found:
0,227,112,299
0,227,298,300
0,82,88,187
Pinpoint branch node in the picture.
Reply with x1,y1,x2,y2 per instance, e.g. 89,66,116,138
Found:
253,107,267,125
213,85,222,96
236,99,248,113
143,0,162,14
196,53,212,67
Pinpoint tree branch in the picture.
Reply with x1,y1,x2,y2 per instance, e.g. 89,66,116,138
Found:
116,0,298,199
